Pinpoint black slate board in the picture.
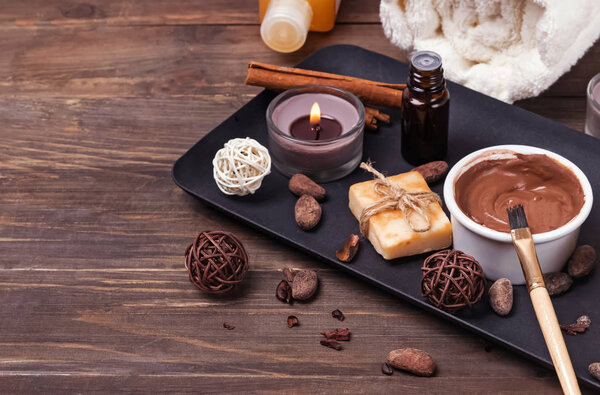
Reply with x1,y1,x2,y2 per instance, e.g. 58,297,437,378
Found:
173,45,600,389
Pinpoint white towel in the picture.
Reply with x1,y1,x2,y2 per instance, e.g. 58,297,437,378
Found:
380,0,600,103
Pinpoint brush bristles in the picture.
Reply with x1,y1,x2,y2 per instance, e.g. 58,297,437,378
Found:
507,204,529,230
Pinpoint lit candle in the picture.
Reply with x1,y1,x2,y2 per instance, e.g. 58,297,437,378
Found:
289,102,343,141
266,85,365,182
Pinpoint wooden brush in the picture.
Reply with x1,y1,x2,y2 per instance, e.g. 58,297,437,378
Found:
507,205,581,395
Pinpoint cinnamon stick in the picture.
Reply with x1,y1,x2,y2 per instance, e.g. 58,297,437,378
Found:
365,106,391,131
246,61,405,108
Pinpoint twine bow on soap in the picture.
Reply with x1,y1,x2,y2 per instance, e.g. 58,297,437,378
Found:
359,162,441,237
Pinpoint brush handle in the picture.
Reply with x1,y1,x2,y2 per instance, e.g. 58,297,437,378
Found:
530,287,581,395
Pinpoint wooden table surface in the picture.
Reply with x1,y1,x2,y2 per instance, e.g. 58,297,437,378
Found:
2,1,598,393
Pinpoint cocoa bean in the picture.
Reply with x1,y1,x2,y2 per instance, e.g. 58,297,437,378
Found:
283,267,296,283
489,278,513,316
411,161,449,184
289,174,326,200
320,339,343,351
543,272,573,296
223,323,235,330
291,269,318,300
331,309,345,321
387,348,436,377
275,280,292,304
590,362,600,381
336,234,360,262
381,362,394,375
567,245,596,279
321,328,350,341
294,195,322,230
287,315,299,328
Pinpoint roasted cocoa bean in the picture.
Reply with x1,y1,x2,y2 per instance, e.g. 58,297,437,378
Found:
294,195,322,230
331,309,345,321
543,272,573,296
291,269,318,300
567,245,596,279
336,234,360,262
387,348,436,377
489,278,513,316
381,362,394,375
289,174,326,200
287,315,299,328
412,161,449,184
283,267,296,283
590,362,600,381
320,339,343,351
276,280,292,304
321,328,350,341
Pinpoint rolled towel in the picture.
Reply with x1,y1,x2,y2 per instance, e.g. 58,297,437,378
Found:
380,0,600,103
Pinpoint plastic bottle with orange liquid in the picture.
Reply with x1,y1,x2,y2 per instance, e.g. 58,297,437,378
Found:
259,0,342,53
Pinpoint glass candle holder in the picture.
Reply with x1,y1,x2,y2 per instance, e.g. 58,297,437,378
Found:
266,85,365,182
585,72,600,138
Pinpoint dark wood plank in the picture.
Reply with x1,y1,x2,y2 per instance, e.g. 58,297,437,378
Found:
0,0,380,26
0,1,597,393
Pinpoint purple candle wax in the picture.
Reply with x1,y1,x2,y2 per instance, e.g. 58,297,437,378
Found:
266,86,365,182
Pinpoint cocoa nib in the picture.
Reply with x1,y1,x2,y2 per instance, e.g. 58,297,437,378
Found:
336,234,360,262
320,339,343,351
381,362,394,375
332,309,345,321
287,315,299,328
223,322,235,330
283,267,296,283
276,280,292,304
321,328,351,341
560,315,591,336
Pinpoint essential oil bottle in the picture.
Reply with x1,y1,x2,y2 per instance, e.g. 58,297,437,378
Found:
401,51,450,165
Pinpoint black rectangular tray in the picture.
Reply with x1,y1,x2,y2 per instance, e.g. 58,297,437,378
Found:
173,45,600,389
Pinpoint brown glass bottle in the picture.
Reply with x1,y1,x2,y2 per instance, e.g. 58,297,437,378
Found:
401,51,450,165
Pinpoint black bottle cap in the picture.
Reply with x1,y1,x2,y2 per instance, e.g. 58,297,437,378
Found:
410,51,442,72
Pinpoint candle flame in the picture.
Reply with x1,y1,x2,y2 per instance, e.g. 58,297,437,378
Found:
310,102,321,125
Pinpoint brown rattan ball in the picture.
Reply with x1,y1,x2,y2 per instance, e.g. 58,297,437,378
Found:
421,249,485,314
185,231,249,294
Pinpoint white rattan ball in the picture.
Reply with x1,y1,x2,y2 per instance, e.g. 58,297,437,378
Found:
212,138,271,196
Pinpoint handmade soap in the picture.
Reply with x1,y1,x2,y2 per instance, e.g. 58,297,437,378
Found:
349,171,452,260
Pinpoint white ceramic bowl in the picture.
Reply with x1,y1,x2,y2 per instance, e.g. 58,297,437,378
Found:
443,145,594,284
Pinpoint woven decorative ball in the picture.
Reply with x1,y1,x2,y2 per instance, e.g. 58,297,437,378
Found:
185,231,249,294
421,249,485,313
212,137,271,196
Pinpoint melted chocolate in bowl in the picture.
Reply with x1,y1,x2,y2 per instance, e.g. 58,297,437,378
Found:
454,153,585,234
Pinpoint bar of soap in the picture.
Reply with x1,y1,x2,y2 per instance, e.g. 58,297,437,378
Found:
349,171,452,260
